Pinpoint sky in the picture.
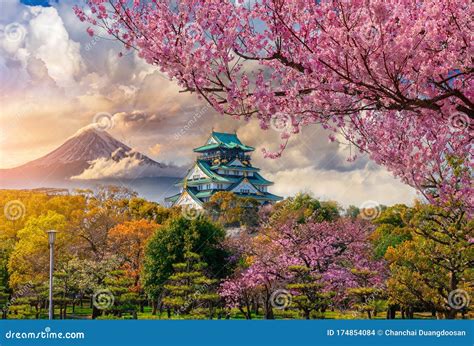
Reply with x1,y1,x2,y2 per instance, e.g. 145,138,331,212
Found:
0,0,418,207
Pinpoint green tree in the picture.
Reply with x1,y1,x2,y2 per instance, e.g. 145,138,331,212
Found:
345,205,360,219
126,197,176,224
205,191,260,228
143,216,227,314
54,257,83,319
264,193,340,227
386,202,473,319
347,269,383,319
163,252,219,319
101,270,140,319
371,205,411,259
286,265,333,319
0,250,10,319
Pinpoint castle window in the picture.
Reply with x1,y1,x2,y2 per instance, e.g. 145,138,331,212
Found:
241,189,250,194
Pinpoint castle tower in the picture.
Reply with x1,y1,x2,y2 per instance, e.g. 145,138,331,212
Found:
165,131,282,209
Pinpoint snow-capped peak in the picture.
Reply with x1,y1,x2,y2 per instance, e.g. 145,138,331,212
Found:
25,124,138,166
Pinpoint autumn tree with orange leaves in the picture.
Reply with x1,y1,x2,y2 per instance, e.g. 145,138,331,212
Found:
108,220,159,292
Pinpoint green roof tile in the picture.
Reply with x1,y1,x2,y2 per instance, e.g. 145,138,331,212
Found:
210,164,260,172
194,191,214,198
165,189,204,206
194,131,255,152
197,160,230,182
164,193,181,202
176,171,273,187
234,192,283,201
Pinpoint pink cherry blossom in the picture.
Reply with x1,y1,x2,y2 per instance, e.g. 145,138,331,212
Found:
76,0,473,212
220,218,386,310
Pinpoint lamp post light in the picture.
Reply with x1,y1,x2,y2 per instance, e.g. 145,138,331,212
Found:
46,230,57,320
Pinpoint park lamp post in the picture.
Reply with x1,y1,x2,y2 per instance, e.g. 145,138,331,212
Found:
46,230,57,320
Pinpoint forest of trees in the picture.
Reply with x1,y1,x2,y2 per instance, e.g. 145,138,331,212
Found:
0,187,471,320
62,0,474,321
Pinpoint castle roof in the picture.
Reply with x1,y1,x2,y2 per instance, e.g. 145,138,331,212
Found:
194,131,255,152
175,160,274,187
165,188,203,206
210,163,260,172
166,187,282,203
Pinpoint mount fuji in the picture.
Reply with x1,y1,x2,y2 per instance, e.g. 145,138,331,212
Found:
0,126,183,201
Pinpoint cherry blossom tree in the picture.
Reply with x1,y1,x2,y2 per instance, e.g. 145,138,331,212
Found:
75,0,473,209
220,218,386,318
219,268,268,319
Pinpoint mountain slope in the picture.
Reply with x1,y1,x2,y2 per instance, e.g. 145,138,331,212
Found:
22,125,158,167
0,125,182,184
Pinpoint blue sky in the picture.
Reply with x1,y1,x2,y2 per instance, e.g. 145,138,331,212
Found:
20,0,53,6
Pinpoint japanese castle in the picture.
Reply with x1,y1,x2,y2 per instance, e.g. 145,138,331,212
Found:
165,131,283,209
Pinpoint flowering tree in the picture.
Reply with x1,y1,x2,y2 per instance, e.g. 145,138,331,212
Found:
219,268,265,319
220,218,385,318
76,0,473,208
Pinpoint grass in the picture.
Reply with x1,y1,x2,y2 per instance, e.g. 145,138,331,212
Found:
9,304,470,320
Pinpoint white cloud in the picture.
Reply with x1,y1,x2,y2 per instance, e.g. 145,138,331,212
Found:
27,7,84,88
267,166,418,207
0,4,84,88
71,155,181,180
